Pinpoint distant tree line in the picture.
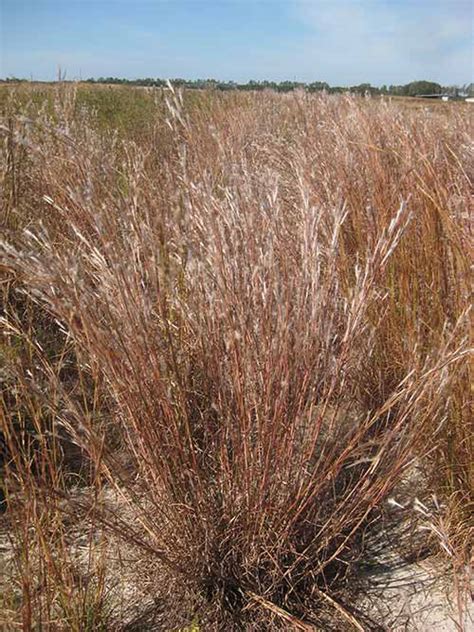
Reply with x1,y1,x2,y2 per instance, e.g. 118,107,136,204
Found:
84,78,474,97
2,75,473,97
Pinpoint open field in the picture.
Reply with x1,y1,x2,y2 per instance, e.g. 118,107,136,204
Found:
0,84,473,630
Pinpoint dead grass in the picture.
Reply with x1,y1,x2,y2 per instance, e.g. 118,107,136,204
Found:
0,85,472,630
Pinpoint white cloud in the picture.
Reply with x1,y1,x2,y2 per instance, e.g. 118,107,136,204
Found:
292,0,473,85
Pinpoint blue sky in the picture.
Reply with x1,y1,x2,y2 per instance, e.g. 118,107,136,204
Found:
1,0,472,85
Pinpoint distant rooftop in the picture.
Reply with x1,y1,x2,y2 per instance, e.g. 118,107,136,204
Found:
416,94,451,98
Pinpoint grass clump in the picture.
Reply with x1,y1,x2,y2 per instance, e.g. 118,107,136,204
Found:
0,84,472,630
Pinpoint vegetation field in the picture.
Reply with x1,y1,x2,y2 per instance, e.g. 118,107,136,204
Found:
0,83,472,631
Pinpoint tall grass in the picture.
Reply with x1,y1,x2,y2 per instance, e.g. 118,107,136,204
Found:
1,85,472,630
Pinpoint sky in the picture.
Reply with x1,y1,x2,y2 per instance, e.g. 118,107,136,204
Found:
1,0,473,86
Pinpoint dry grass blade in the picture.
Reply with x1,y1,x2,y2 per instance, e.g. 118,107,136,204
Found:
245,591,318,631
